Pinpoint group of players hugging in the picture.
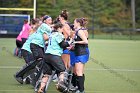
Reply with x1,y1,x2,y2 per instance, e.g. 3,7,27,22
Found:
14,10,89,93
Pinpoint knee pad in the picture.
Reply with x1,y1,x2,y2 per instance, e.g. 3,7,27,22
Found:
35,58,44,70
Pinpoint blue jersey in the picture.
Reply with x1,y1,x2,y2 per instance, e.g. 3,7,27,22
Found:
22,32,36,53
31,23,52,48
45,32,64,56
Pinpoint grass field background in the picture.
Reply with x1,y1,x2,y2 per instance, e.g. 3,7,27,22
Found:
0,38,140,93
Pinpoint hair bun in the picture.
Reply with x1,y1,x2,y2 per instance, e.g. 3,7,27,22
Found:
82,17,88,26
62,9,68,15
60,9,68,20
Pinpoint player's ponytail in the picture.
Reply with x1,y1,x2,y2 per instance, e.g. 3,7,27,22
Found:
75,17,88,27
60,9,68,20
82,17,88,27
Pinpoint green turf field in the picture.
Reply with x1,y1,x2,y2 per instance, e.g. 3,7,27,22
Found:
0,38,140,93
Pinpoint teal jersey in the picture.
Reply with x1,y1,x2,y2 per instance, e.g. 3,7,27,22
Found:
31,23,52,48
22,32,36,53
45,32,64,56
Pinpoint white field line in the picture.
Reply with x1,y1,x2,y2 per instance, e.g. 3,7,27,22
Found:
0,90,137,93
0,90,57,92
0,66,140,72
85,68,140,72
0,66,21,69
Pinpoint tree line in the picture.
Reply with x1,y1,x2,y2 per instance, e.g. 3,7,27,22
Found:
0,0,140,29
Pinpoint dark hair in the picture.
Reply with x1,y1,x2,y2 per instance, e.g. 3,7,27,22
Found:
53,22,63,30
75,18,88,27
53,17,60,24
31,18,39,25
60,9,68,20
24,19,28,24
68,23,74,31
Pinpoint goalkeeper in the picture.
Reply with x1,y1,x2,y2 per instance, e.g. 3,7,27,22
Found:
37,22,73,93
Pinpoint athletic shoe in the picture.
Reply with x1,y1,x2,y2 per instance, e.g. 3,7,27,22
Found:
14,74,23,84
75,90,85,93
69,84,77,91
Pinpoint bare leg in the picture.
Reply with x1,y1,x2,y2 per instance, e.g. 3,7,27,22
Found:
75,62,84,76
62,54,70,69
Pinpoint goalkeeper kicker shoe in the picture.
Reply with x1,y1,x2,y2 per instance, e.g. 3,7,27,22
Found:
14,74,23,84
75,90,85,93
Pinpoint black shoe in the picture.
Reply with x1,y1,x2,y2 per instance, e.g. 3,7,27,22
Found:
70,86,77,91
14,74,23,84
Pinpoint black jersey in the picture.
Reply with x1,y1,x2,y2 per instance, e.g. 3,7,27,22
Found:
74,29,88,56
